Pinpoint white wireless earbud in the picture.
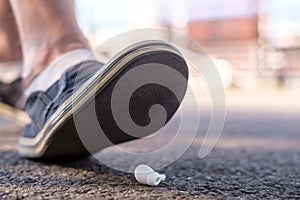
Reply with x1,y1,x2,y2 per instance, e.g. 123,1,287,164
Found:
134,164,166,186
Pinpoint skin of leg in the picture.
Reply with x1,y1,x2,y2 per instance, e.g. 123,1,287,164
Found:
0,0,22,62
9,0,90,87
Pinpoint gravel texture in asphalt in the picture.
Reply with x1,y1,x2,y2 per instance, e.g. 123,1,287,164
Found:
0,109,299,199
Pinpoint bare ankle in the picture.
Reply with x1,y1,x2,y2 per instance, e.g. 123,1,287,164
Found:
23,34,90,87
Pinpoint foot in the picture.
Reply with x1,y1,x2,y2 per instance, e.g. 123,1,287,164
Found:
19,40,189,159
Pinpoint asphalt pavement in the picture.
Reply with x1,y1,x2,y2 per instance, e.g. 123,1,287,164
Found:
0,90,299,199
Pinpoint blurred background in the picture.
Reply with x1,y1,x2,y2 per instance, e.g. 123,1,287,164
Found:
0,2,299,197
76,0,300,91
73,0,300,174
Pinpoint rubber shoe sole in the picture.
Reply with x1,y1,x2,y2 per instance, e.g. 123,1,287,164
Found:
18,40,189,158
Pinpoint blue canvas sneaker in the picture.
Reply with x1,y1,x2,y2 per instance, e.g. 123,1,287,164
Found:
18,40,189,158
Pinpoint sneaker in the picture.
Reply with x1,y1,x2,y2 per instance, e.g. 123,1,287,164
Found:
0,61,23,108
0,78,23,107
18,40,189,158
0,78,30,127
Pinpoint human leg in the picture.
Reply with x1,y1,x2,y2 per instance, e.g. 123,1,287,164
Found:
0,0,23,106
0,0,22,62
9,0,89,86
